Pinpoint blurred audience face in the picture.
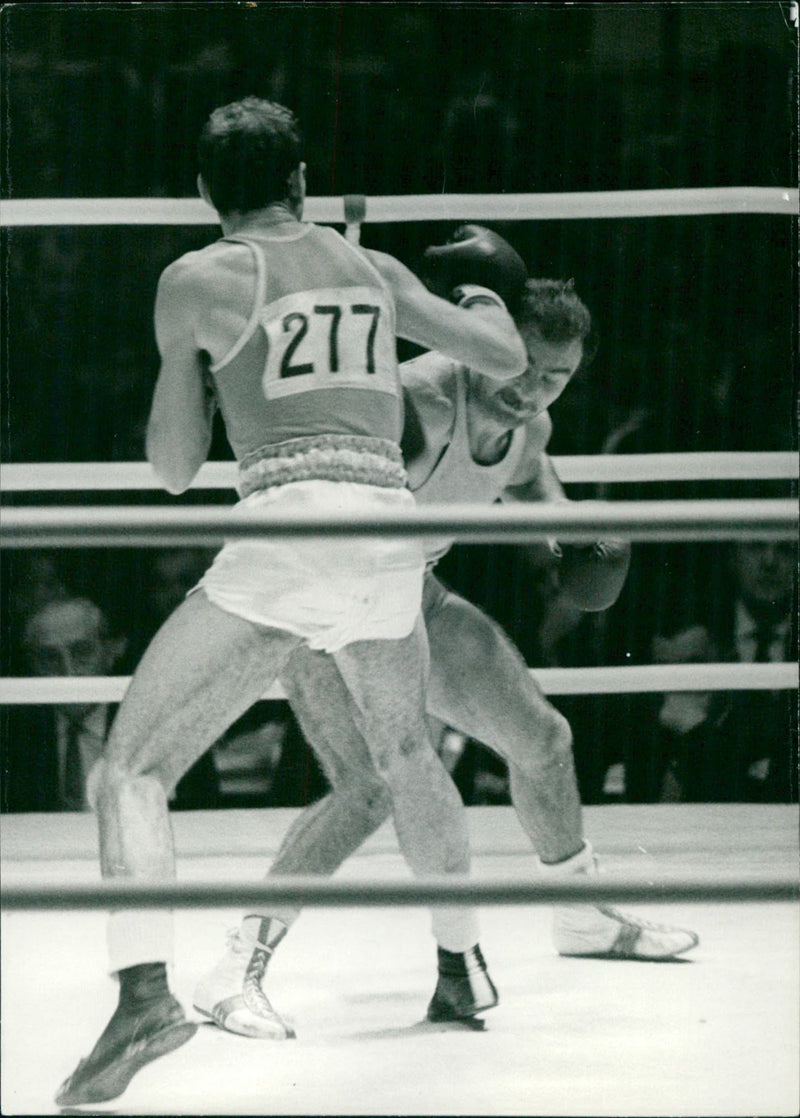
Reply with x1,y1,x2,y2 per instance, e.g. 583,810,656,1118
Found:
10,551,69,622
23,598,126,719
148,548,215,623
732,541,796,615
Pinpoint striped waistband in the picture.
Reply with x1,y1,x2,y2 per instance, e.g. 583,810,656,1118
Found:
238,435,408,496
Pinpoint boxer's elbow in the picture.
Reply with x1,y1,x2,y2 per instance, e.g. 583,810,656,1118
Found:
482,326,527,381
146,434,198,494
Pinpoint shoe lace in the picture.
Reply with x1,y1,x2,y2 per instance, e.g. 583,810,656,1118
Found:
243,944,278,1016
223,928,284,1022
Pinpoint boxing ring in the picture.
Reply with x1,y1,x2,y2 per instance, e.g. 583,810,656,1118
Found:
1,187,798,1116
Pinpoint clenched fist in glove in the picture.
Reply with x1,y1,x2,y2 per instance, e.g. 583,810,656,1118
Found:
557,538,632,612
422,224,528,308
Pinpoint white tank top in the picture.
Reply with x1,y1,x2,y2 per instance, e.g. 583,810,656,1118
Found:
414,372,527,564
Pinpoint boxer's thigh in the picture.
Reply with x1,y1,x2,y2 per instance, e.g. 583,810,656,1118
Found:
104,589,301,790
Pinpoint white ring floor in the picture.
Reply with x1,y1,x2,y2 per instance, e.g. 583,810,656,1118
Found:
2,804,797,1116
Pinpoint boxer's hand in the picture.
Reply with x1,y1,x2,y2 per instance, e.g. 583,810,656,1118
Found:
557,538,631,612
422,224,528,307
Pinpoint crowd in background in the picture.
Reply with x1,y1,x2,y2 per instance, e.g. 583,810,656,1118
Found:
1,4,797,811
2,532,796,812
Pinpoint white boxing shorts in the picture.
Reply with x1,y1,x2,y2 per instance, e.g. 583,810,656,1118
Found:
197,480,425,654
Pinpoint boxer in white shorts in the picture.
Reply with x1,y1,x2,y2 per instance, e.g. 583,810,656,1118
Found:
56,98,526,1108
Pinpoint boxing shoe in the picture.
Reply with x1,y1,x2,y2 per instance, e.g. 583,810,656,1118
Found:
554,904,700,959
544,842,699,960
193,916,295,1039
427,944,499,1022
55,991,197,1106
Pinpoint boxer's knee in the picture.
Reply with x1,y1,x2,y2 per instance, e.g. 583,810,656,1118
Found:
544,706,574,769
368,728,436,788
87,756,170,815
359,777,393,829
542,700,571,744
514,703,574,781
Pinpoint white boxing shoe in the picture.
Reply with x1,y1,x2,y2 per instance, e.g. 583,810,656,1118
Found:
193,916,295,1038
542,842,700,960
553,903,699,959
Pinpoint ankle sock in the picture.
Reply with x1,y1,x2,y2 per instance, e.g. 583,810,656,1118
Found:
538,840,596,877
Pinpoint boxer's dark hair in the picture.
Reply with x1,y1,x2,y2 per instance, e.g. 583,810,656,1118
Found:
516,278,598,367
198,98,303,216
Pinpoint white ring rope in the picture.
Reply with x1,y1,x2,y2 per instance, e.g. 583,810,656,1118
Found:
2,453,796,492
1,875,795,909
2,193,795,916
1,499,795,548
1,662,795,707
1,188,797,227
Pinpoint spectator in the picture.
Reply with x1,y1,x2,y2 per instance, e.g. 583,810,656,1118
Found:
144,548,218,629
0,550,70,674
635,541,798,803
125,548,219,662
1,596,218,812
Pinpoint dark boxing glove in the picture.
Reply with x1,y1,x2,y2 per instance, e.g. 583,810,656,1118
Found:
557,537,632,612
422,224,528,308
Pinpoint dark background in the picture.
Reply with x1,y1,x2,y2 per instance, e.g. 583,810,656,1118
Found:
2,2,796,461
1,1,797,799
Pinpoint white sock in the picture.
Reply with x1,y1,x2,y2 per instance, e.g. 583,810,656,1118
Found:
537,840,597,877
431,907,481,954
108,910,174,974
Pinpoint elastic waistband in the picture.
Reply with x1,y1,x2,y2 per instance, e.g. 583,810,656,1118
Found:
238,434,407,496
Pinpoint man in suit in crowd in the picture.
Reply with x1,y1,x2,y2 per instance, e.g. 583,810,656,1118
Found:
647,540,797,803
1,596,217,811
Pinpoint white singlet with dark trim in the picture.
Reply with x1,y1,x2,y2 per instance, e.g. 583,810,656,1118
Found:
197,222,424,653
404,356,527,566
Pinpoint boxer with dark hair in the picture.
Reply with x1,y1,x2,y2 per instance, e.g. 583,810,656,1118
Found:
56,101,527,1108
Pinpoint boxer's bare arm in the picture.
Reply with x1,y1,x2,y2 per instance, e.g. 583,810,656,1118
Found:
147,261,217,494
503,452,568,505
364,248,526,381
501,414,567,505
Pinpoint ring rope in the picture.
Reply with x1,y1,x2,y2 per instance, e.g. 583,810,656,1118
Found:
1,499,795,548
2,453,796,493
1,875,795,910
2,187,797,227
1,662,795,706
3,193,795,919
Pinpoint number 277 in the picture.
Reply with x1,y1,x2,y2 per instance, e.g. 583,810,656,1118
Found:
280,304,381,378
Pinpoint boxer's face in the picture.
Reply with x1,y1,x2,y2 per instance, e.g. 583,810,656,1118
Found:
469,325,583,426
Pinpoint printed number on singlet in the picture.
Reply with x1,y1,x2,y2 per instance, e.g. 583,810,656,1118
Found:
279,304,380,378
260,286,394,399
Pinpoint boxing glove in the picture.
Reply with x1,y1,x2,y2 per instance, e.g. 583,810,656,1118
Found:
422,224,528,307
557,537,631,612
